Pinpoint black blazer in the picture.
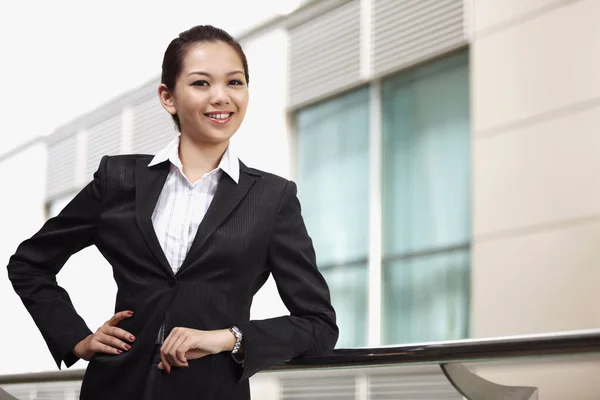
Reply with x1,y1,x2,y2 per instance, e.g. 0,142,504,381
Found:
7,155,338,400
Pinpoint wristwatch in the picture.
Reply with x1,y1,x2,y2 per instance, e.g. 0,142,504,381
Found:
229,325,243,355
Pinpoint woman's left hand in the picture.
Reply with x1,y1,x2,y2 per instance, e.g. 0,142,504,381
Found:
158,327,235,373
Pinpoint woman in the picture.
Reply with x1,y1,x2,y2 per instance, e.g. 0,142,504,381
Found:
7,25,338,400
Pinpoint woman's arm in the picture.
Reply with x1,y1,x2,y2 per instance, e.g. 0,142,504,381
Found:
6,156,108,369
236,180,339,380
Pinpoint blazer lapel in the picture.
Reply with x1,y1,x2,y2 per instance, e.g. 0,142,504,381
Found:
177,166,257,275
135,158,174,278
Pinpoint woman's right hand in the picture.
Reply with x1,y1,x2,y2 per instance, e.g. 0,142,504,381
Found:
72,310,136,360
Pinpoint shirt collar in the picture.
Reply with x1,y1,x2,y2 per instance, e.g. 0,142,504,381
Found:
147,135,240,184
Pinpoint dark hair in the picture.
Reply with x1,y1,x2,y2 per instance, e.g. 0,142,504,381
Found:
161,25,250,131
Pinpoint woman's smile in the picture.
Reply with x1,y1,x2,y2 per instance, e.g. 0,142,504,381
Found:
204,111,234,125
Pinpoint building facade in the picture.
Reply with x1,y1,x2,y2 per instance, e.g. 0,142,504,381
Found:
2,0,600,398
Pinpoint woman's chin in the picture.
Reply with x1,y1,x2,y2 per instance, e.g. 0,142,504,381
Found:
183,130,236,146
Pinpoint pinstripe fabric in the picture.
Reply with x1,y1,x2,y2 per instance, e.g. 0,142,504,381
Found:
7,154,338,400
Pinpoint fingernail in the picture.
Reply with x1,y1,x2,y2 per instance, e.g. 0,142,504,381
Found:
125,345,131,350
117,350,123,354
127,311,134,315
130,335,135,341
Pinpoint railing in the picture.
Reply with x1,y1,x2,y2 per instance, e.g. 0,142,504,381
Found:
2,329,600,399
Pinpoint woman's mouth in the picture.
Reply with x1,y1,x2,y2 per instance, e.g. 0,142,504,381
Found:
204,112,233,125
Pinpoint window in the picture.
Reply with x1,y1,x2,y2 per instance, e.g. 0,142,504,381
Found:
381,52,471,344
294,52,470,347
295,87,370,348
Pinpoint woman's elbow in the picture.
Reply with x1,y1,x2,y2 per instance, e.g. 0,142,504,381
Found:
314,319,339,354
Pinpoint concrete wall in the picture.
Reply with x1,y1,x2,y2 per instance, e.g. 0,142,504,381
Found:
471,0,600,338
470,0,600,397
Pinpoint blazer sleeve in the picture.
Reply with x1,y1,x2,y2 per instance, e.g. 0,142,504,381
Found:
6,155,108,369
236,180,339,380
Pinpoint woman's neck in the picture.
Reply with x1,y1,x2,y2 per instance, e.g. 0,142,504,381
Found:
178,134,229,183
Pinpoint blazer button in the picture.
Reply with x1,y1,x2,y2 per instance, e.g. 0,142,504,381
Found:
168,279,176,287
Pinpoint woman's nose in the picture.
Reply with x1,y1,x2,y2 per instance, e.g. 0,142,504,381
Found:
210,85,230,105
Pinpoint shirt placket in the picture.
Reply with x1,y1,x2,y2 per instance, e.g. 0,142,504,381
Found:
177,182,192,272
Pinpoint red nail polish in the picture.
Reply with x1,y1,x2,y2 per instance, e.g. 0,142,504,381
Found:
117,350,123,354
130,335,135,341
127,311,134,315
125,345,131,350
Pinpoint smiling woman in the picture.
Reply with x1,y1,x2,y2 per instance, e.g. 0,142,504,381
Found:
7,25,338,400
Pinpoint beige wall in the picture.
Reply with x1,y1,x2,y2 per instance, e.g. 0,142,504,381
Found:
471,0,600,337
470,0,600,397
468,353,600,400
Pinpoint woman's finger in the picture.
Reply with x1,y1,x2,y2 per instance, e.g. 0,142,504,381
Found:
100,325,136,343
171,335,190,366
89,338,123,355
107,310,134,326
162,332,182,368
96,332,131,352
160,334,174,373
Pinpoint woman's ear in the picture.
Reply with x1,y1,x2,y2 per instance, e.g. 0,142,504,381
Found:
158,84,177,115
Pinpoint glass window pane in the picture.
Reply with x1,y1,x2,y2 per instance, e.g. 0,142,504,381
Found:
382,52,471,257
296,87,370,268
383,249,470,344
321,264,368,348
381,52,471,345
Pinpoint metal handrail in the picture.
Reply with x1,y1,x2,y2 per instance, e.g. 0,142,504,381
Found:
279,327,600,370
1,328,600,384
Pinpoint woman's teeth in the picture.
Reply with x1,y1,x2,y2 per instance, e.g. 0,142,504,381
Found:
206,113,231,119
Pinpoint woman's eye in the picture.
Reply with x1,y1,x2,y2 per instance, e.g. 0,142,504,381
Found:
230,80,244,85
192,80,209,86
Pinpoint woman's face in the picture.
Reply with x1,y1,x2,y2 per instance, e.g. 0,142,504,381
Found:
161,41,249,145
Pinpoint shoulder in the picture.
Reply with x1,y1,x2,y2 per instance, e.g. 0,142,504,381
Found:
240,163,299,207
94,154,155,175
93,155,156,191
241,163,293,191
103,154,153,167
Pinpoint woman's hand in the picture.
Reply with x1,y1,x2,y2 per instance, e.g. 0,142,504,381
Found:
72,310,136,360
158,328,235,373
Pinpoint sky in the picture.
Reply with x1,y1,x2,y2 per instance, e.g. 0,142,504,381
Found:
0,0,302,154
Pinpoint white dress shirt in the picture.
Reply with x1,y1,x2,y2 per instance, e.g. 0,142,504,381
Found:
148,136,239,274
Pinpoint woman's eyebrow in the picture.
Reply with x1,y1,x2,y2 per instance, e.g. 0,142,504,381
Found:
188,70,245,77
